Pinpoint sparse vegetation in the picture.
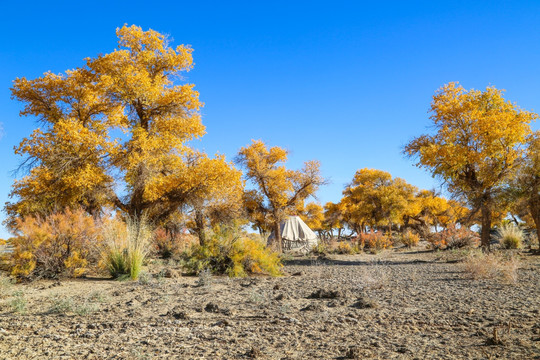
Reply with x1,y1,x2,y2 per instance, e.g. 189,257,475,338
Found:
10,290,27,314
0,274,14,297
463,251,520,283
195,268,213,287
48,295,100,315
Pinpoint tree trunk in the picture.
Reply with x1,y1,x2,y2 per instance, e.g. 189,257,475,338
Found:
529,177,540,247
195,210,207,246
272,220,283,252
480,202,492,250
535,218,540,248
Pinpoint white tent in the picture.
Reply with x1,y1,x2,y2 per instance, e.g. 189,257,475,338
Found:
268,216,319,252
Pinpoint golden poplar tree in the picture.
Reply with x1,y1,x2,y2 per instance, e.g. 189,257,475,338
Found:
508,131,540,236
323,201,345,239
8,25,242,229
341,168,417,234
237,140,325,251
299,202,325,237
405,83,536,248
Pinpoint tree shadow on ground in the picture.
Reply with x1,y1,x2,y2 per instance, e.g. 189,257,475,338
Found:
282,258,436,267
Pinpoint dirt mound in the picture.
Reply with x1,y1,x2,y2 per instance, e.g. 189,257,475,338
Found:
307,289,343,299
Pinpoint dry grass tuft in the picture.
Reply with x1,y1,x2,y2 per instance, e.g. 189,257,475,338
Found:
102,216,152,280
463,251,520,283
496,223,524,249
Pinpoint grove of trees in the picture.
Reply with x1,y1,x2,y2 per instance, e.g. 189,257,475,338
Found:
4,25,539,265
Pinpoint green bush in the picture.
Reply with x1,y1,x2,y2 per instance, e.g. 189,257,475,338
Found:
182,226,282,277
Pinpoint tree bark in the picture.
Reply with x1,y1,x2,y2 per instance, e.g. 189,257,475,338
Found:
480,201,492,250
528,177,540,246
272,220,283,252
195,210,207,246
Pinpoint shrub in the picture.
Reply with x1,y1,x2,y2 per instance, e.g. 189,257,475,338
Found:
102,216,152,280
336,241,354,254
401,230,420,248
428,224,479,250
10,290,27,314
496,223,523,249
48,295,100,315
7,209,101,279
311,239,361,255
357,231,392,254
463,251,520,283
0,274,14,298
311,241,329,255
182,226,282,277
152,228,196,259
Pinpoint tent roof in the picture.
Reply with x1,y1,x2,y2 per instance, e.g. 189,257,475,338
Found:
268,215,317,241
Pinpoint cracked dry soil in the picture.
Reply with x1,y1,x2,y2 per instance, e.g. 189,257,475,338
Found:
0,249,539,359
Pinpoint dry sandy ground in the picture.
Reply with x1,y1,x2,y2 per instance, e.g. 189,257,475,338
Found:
0,248,539,359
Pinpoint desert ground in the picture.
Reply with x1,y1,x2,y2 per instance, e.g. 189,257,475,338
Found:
0,246,539,360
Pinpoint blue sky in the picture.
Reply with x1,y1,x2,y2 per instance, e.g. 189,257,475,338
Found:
0,1,539,237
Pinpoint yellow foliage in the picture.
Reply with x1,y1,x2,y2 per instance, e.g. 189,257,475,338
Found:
299,202,325,231
336,241,355,254
405,82,536,247
237,140,325,250
8,24,239,231
357,231,392,253
341,168,417,231
7,209,102,279
401,230,420,248
183,226,282,277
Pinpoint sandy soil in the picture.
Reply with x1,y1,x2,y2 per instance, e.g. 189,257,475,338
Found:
0,248,539,359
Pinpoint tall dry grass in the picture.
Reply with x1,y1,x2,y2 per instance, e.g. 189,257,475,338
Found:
496,223,524,249
102,216,152,280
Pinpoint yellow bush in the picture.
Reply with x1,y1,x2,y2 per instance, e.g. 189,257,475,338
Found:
336,241,355,254
8,209,102,279
358,231,392,253
401,230,420,248
183,226,282,277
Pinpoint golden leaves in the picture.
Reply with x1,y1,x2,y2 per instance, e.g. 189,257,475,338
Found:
341,168,417,228
8,24,217,225
237,140,325,229
405,82,536,192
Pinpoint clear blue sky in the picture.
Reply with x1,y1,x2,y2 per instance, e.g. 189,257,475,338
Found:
1,1,539,237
